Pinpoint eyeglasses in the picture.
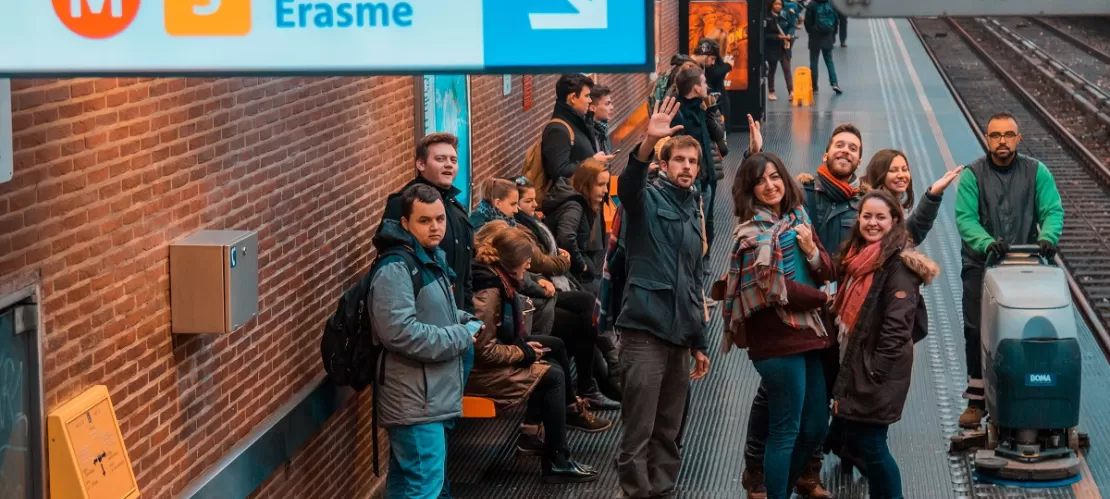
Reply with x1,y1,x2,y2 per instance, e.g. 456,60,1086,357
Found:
987,132,1019,141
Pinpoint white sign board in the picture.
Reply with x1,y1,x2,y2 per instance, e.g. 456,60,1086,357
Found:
0,79,11,184
0,0,652,76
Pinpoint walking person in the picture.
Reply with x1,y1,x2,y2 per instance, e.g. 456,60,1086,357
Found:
765,0,795,101
830,190,940,498
805,0,843,94
615,98,712,498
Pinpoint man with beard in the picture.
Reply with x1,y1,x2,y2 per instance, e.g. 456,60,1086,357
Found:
740,119,863,499
954,113,1064,428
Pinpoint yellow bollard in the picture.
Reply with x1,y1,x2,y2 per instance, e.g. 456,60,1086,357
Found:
792,66,815,107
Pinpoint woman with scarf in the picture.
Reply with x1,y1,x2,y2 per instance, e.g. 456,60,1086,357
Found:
513,177,622,409
465,225,607,482
828,190,938,499
722,152,837,499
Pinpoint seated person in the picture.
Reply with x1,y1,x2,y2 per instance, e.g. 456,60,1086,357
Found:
466,226,608,483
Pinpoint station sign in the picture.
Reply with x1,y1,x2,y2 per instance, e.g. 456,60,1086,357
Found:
0,0,653,76
831,0,1110,17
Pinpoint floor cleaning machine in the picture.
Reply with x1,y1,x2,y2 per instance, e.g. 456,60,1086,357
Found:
950,245,1090,485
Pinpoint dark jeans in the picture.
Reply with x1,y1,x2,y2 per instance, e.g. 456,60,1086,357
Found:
839,13,848,44
524,361,570,461
961,265,986,408
617,329,691,498
766,55,794,93
841,419,902,499
526,335,576,407
552,290,600,395
809,47,838,88
752,350,829,499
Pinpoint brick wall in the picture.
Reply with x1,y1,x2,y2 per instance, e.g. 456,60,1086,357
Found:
0,2,679,498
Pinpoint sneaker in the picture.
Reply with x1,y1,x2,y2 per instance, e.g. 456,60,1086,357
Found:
742,467,768,499
768,92,777,101
788,92,794,101
566,398,613,433
832,86,843,95
959,406,987,428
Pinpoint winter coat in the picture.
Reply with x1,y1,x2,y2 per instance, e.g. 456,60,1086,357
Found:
380,176,475,312
805,0,840,50
542,102,599,181
542,178,606,293
832,247,939,425
464,264,551,409
671,96,719,187
367,220,475,428
615,146,709,352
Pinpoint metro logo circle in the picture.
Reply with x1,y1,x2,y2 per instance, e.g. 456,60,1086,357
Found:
53,0,141,39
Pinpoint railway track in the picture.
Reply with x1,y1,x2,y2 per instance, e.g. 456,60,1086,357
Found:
909,17,1110,356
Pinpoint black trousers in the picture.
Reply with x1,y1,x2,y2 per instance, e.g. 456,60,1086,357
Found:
961,265,986,408
551,290,600,395
523,335,575,460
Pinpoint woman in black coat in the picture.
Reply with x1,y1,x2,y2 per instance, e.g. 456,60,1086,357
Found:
828,190,938,499
541,159,610,297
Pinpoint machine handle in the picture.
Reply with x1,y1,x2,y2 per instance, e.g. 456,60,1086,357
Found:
985,244,1050,268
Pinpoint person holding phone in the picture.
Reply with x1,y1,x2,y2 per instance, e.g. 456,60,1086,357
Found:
465,224,610,483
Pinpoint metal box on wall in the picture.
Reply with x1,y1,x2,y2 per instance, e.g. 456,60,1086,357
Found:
170,230,259,334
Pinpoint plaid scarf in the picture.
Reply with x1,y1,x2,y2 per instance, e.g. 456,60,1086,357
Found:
722,206,827,338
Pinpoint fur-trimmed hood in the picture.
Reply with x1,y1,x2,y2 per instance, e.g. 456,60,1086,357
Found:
899,248,939,285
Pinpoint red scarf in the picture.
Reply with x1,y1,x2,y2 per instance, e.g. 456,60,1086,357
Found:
817,164,858,199
831,241,883,335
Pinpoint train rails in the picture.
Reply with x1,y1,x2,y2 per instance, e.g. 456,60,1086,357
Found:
909,17,1110,355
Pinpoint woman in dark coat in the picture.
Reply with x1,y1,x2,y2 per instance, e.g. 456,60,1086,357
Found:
541,159,610,296
764,0,795,101
828,190,939,499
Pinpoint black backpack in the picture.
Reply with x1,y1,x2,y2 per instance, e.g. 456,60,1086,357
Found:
319,246,422,474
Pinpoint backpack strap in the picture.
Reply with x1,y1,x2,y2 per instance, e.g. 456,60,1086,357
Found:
366,246,422,477
548,118,575,146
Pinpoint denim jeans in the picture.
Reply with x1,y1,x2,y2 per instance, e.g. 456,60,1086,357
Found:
387,422,448,499
752,350,829,499
809,47,838,88
842,419,902,499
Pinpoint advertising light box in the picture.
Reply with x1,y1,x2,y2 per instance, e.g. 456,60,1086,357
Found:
0,0,653,76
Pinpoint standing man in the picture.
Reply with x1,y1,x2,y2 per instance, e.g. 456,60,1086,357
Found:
369,184,482,499
588,84,615,155
378,132,475,499
615,97,711,499
954,112,1064,428
543,74,616,183
805,0,843,94
741,119,863,499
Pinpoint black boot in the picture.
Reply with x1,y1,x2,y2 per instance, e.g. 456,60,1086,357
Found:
542,450,599,484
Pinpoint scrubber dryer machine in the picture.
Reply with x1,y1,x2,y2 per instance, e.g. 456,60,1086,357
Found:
952,245,1089,484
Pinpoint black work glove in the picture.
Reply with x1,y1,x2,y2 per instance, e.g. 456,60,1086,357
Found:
1038,240,1058,259
986,240,1010,258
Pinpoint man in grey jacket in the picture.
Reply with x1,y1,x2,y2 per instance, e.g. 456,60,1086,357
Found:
368,184,481,499
615,97,712,499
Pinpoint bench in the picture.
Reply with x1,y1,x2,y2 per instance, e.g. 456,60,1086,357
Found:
462,396,496,418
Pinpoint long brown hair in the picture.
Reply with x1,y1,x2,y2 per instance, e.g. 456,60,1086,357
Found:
480,178,517,203
571,158,608,211
838,190,910,273
475,221,534,271
864,149,915,210
732,152,804,220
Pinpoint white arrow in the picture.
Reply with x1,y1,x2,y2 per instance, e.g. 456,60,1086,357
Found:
529,0,608,30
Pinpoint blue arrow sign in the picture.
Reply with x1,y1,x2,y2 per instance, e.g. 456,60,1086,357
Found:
0,0,652,76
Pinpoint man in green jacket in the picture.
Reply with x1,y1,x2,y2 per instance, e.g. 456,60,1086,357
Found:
955,112,1065,428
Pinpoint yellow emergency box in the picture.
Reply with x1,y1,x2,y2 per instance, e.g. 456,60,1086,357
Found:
47,385,140,499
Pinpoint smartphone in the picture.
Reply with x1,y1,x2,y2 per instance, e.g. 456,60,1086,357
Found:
539,347,552,352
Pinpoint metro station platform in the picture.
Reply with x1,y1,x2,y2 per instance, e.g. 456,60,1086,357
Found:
444,18,1110,498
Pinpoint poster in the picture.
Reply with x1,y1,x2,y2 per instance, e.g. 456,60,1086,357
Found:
1,79,11,184
422,75,472,210
689,1,750,91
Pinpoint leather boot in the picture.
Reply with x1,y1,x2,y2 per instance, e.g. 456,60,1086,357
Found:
959,406,986,429
794,459,834,498
741,467,767,499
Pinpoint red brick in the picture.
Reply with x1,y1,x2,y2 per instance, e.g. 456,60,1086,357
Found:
0,3,677,496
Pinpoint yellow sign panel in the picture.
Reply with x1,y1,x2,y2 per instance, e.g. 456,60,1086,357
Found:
48,385,140,499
